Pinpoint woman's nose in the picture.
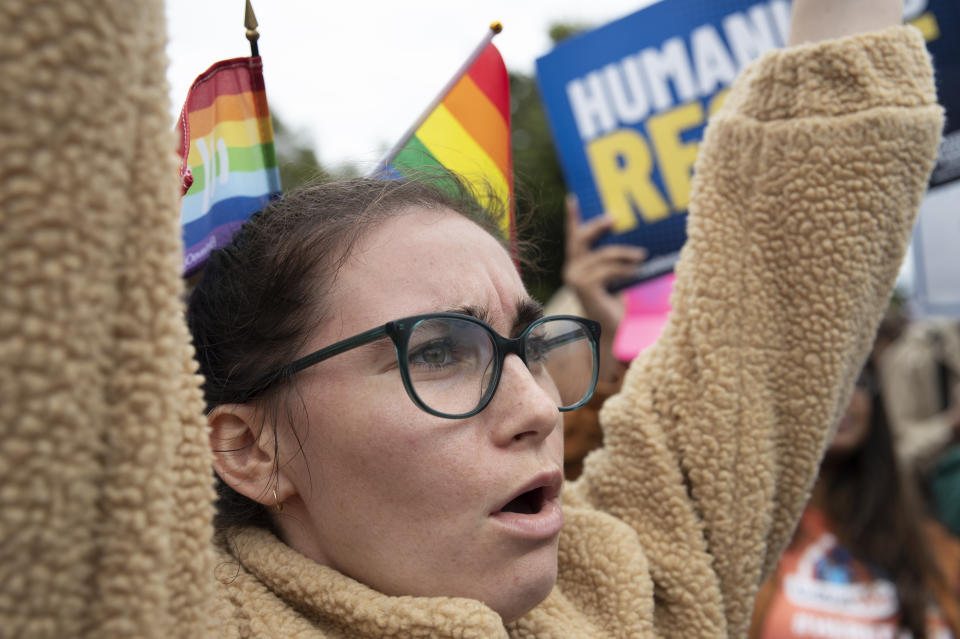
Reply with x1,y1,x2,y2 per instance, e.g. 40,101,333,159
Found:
487,354,560,446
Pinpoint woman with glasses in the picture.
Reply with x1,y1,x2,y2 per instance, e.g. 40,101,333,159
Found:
2,0,945,636
190,178,600,625
185,0,942,631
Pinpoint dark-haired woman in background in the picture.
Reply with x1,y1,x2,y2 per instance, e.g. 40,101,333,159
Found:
750,362,960,639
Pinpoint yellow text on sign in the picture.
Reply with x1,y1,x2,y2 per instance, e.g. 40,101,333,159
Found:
586,92,728,232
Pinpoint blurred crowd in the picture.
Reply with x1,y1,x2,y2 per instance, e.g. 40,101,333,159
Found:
553,199,960,638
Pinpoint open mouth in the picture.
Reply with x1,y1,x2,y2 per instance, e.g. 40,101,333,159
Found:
499,486,545,515
492,470,562,517
490,472,564,540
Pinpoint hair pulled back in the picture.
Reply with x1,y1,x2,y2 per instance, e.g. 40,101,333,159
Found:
187,175,507,531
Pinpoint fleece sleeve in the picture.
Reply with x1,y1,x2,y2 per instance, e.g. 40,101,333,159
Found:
567,26,943,638
0,1,218,638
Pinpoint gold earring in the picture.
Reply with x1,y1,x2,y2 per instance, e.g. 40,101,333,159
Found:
272,487,283,512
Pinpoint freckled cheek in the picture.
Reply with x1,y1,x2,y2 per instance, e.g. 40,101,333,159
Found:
334,405,426,472
388,438,491,515
290,380,412,475
342,408,488,516
299,375,497,521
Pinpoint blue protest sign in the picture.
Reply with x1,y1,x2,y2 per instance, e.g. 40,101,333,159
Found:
536,0,791,284
536,0,959,286
920,0,960,187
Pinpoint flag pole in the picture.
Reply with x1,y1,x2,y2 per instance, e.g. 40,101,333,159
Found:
245,0,260,57
369,21,503,176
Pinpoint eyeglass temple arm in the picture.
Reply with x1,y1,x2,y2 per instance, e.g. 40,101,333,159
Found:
540,319,601,347
543,329,596,349
243,325,390,399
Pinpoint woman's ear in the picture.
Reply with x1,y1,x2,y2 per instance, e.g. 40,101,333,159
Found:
208,404,295,507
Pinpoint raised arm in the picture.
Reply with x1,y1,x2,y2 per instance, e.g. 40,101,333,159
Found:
566,0,943,634
1,0,217,635
788,0,903,44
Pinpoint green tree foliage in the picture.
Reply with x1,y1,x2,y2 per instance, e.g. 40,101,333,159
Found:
271,114,331,189
512,22,589,304
548,23,591,45
511,71,566,304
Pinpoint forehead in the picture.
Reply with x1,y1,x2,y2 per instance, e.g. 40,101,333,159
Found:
324,207,527,337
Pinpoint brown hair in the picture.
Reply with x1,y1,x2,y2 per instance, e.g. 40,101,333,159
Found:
820,362,951,639
187,175,508,532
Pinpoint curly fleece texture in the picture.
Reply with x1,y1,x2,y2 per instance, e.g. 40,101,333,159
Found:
0,2,216,637
0,1,944,637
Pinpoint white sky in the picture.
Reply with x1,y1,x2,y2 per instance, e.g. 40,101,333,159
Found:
165,0,657,172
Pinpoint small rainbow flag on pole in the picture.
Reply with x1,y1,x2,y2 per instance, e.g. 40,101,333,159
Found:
372,23,514,250
176,55,281,276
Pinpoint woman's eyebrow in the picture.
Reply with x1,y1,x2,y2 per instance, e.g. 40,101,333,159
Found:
446,304,490,324
514,299,544,332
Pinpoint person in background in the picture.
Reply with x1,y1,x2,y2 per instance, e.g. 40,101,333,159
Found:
749,359,960,639
547,195,643,478
880,319,960,473
879,319,960,534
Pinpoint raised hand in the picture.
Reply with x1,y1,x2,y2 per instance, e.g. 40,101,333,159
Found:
563,194,646,382
788,0,903,45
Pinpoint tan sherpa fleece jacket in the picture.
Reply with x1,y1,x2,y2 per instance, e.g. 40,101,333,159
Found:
0,1,943,637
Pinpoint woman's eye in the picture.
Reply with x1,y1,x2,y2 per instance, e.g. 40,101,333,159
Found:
410,340,455,367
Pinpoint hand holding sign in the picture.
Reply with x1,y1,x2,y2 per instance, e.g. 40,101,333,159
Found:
563,195,646,382
536,0,795,287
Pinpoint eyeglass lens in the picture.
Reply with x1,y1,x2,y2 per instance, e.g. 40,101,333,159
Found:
405,317,596,416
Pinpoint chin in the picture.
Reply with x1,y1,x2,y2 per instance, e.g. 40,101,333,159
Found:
487,540,559,623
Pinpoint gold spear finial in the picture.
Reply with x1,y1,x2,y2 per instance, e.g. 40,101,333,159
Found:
244,0,260,56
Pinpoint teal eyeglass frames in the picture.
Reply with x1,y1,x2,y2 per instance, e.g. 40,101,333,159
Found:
244,312,601,419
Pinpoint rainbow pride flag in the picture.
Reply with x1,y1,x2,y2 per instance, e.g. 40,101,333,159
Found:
176,56,281,275
374,27,514,248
